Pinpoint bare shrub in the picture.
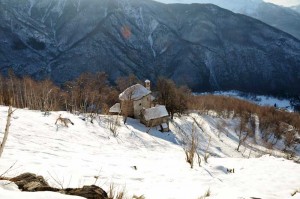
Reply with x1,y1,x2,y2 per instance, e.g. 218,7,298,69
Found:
108,183,126,199
198,188,211,199
284,131,297,150
204,137,211,163
235,114,255,152
291,189,300,197
108,115,120,137
115,74,141,92
216,120,227,137
184,123,199,168
133,195,146,199
188,95,300,151
47,171,65,189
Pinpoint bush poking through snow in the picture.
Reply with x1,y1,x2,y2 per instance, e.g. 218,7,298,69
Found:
284,130,298,150
108,183,126,199
184,123,199,168
108,115,120,137
132,195,146,199
47,171,65,189
235,113,255,152
216,120,227,137
291,189,299,196
204,153,210,164
198,188,211,199
204,137,212,164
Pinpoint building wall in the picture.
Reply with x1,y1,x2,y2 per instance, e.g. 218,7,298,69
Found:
120,100,134,117
140,116,169,127
133,94,152,119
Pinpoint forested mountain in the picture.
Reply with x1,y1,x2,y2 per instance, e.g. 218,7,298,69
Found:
0,0,300,95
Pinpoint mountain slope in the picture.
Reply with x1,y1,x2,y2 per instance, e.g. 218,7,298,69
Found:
0,107,299,198
156,0,300,40
291,4,300,13
0,0,300,95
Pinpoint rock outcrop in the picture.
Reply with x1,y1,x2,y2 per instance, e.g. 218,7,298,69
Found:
11,172,49,191
9,172,108,199
64,185,108,199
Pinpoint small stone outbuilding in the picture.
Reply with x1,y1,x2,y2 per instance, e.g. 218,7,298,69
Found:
108,103,121,115
140,105,169,132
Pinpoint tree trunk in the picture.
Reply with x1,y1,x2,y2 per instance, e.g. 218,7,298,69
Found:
0,105,13,158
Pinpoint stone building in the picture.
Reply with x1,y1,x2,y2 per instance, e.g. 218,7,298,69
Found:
118,81,152,119
109,80,169,132
140,105,169,132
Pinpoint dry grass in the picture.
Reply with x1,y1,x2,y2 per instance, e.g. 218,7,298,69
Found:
198,188,211,199
108,183,127,199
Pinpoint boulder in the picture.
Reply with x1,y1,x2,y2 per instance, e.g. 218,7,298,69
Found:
11,172,49,191
10,173,108,199
64,185,108,199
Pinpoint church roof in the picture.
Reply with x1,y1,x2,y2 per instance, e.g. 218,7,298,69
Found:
143,105,169,121
109,103,121,113
119,84,151,101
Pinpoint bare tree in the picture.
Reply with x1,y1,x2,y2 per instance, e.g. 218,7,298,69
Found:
157,77,190,119
235,114,254,152
284,130,298,150
204,137,211,163
115,74,141,92
121,86,135,124
0,105,14,158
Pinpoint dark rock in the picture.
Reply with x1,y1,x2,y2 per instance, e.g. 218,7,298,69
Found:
34,186,60,192
9,173,108,198
63,185,108,199
11,172,49,191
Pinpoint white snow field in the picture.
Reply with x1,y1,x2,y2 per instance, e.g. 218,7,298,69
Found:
0,106,299,199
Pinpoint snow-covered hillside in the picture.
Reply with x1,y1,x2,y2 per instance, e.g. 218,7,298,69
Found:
0,106,299,199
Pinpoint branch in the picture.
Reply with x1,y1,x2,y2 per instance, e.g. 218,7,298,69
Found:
0,161,17,178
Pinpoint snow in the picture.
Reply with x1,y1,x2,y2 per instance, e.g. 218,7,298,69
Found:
54,0,67,17
162,123,168,129
143,105,169,121
119,84,151,101
148,19,159,57
109,103,121,113
0,106,299,199
0,181,84,199
28,0,35,16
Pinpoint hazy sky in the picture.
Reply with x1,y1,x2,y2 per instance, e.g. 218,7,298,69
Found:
264,0,300,6
155,0,300,6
